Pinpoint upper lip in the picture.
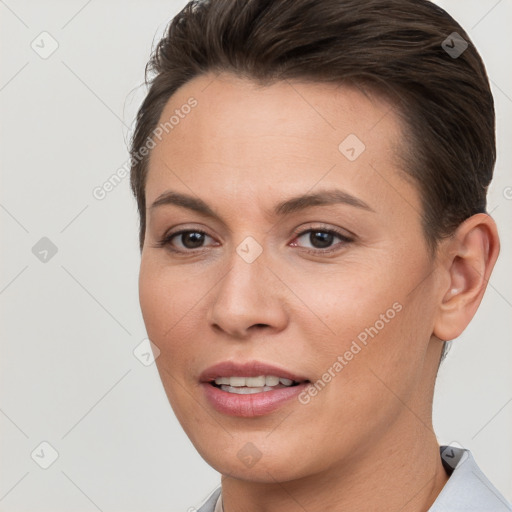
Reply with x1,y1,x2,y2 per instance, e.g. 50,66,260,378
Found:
199,361,310,383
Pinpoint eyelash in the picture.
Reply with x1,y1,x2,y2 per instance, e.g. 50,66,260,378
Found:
156,225,353,256
291,226,353,254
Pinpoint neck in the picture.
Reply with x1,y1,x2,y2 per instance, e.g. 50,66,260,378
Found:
220,413,449,512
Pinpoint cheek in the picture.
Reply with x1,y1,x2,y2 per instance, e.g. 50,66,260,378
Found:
292,257,432,390
138,259,203,358
290,263,399,344
138,260,206,419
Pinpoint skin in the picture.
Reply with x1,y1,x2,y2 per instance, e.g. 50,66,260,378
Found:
138,72,499,511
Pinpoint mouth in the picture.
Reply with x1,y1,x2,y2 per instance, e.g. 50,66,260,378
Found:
199,361,311,417
209,375,308,394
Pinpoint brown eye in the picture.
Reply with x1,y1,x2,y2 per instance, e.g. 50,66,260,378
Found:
292,227,353,254
176,231,207,249
305,231,336,249
158,229,216,252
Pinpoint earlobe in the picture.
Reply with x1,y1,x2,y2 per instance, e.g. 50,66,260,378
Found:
433,213,500,342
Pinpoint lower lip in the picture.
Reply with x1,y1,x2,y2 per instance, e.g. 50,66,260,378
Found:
202,382,309,417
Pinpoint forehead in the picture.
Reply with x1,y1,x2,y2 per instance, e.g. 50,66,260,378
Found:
145,72,416,219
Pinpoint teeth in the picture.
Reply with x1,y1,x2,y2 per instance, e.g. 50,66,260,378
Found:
220,385,287,394
246,376,266,387
220,385,266,394
229,376,246,387
213,375,297,388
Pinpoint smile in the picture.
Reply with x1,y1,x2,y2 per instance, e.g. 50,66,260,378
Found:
200,361,311,417
211,375,300,394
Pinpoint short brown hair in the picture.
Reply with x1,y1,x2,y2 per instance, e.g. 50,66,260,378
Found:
130,0,495,254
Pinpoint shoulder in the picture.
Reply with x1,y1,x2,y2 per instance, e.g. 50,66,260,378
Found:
429,446,512,511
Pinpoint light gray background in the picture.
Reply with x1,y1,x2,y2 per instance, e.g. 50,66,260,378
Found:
0,1,511,511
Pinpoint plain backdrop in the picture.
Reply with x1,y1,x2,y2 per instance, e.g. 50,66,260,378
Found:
1,1,511,511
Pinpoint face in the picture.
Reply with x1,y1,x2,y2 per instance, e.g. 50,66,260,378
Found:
139,73,445,482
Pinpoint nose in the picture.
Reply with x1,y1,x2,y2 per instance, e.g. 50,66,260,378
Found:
207,247,289,339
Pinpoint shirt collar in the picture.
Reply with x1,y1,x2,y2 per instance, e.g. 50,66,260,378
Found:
428,445,512,511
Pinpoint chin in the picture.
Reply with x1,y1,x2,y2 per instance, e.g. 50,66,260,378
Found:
188,432,316,483
209,453,308,483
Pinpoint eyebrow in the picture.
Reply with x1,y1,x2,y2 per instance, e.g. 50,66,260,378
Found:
149,188,374,220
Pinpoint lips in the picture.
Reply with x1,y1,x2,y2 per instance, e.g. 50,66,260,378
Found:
199,360,311,417
199,360,309,383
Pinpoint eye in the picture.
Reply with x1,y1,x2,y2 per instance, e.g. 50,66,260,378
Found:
155,225,353,255
290,226,353,254
156,229,217,252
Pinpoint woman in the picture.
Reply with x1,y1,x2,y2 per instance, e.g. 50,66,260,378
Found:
129,0,511,510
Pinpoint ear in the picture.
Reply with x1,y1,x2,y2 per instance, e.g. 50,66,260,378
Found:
433,213,500,341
